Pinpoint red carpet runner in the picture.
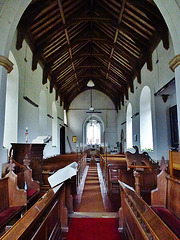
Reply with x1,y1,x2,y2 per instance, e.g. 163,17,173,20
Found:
66,218,122,240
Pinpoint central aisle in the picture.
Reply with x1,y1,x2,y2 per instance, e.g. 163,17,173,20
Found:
78,163,105,212
67,161,124,240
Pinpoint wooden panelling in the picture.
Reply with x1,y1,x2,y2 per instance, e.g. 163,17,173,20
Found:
119,181,179,240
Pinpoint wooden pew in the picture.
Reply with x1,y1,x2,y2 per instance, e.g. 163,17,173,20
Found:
41,153,87,193
151,170,180,238
100,154,127,185
16,164,40,209
169,150,180,179
0,179,73,240
9,152,41,209
0,168,26,236
119,181,179,240
100,153,158,200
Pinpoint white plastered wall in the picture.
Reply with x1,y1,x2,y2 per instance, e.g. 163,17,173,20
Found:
117,37,175,161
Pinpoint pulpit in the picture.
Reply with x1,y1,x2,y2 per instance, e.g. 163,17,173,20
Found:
11,143,46,183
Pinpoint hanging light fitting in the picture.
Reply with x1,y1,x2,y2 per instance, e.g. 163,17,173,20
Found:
87,79,95,87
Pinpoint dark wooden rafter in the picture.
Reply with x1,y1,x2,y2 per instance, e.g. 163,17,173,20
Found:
55,0,80,94
103,0,129,93
16,0,169,111
128,0,169,49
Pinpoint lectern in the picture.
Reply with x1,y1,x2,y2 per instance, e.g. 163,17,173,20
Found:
11,143,46,183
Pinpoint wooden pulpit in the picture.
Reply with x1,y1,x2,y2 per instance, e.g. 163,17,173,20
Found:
11,143,46,183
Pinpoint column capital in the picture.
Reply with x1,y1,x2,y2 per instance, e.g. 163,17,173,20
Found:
0,55,13,73
169,54,180,72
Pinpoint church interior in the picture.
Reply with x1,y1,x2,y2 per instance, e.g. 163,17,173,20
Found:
0,0,180,239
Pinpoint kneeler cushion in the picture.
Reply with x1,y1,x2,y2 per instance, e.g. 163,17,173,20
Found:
153,207,180,238
0,206,22,225
27,189,38,199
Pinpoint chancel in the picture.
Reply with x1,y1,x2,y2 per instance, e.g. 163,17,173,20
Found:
0,0,180,239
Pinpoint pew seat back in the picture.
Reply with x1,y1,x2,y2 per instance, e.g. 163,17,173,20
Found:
169,150,180,179
119,181,179,240
151,170,180,238
0,171,26,235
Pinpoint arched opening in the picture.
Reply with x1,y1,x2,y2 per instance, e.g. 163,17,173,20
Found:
83,115,104,148
3,51,19,151
140,86,153,151
64,109,67,125
52,101,57,147
86,119,101,145
126,103,133,149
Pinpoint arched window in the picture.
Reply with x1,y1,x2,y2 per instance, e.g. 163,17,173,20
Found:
39,90,47,135
3,51,19,151
140,86,153,151
52,101,57,147
86,119,101,145
126,103,133,149
64,109,67,125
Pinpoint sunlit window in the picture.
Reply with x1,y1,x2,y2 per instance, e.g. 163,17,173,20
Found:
86,120,101,145
140,86,153,151
52,101,57,147
126,103,133,149
64,109,67,125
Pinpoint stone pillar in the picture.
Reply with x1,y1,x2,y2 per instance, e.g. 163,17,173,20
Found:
0,56,13,176
169,54,180,150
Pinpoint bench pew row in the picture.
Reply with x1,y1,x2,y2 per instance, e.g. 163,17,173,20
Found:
100,154,158,198
14,161,40,209
119,181,179,240
0,170,26,236
151,170,180,238
0,179,73,240
42,153,87,193
169,150,180,179
100,154,127,189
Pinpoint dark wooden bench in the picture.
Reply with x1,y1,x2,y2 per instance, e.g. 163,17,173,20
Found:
107,162,134,195
0,178,74,239
100,153,158,201
41,153,87,193
99,154,127,189
16,164,40,209
119,181,179,240
169,150,180,179
0,168,26,236
151,169,180,238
